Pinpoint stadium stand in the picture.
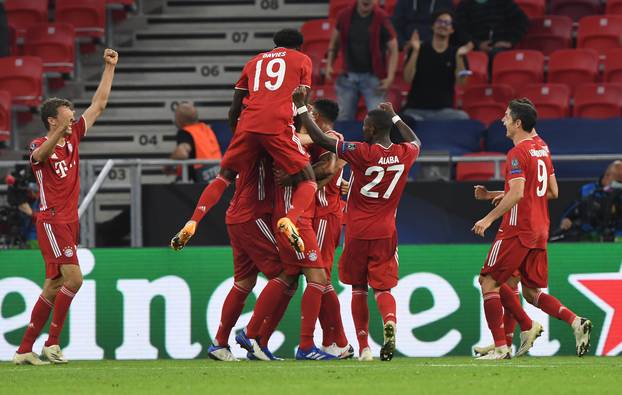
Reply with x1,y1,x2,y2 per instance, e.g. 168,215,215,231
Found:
573,83,622,119
56,0,106,40
0,56,43,108
517,83,571,119
464,51,489,87
548,48,599,93
4,0,48,37
462,84,514,126
603,48,622,83
455,152,506,181
549,0,602,21
23,23,76,75
577,15,622,55
518,15,573,55
0,91,11,143
492,50,545,93
607,0,622,14
515,0,546,18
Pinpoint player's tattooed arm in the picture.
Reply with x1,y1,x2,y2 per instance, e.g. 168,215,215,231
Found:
83,49,118,131
292,87,337,153
229,89,248,132
378,102,421,147
472,178,525,237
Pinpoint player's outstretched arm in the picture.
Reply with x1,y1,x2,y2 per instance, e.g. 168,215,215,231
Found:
292,87,337,152
472,178,525,237
228,89,248,132
82,49,118,130
378,102,421,147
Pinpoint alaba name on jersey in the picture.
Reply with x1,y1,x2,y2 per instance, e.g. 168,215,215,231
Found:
234,47,312,134
497,138,555,249
29,117,87,224
307,130,344,218
225,156,274,225
336,140,420,240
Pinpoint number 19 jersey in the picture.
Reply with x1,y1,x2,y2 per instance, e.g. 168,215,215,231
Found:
235,47,312,134
497,138,554,249
336,140,420,240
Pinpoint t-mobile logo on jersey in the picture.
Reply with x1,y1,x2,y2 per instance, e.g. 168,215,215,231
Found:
54,160,69,178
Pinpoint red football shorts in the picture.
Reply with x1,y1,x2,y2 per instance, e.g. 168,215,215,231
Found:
227,216,282,281
313,213,342,280
480,236,548,289
36,220,79,279
221,128,309,175
339,232,399,290
274,217,324,276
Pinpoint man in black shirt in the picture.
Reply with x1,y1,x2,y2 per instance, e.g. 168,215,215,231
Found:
402,10,471,121
392,0,455,49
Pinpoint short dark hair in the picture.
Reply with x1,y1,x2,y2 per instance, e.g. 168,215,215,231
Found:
273,28,304,49
432,9,455,24
312,99,339,123
508,98,537,132
367,109,393,134
40,97,73,130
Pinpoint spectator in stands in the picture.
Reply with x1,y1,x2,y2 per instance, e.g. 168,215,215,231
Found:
455,0,528,70
0,2,9,57
325,0,399,120
170,102,222,183
392,0,454,48
401,10,471,121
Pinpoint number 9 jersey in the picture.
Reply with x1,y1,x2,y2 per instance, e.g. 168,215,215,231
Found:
235,47,312,134
498,138,555,249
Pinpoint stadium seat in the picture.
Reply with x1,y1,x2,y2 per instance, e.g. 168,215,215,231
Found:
301,19,333,84
0,57,43,108
548,49,599,93
607,0,622,14
462,84,514,126
455,152,506,181
549,0,602,21
464,51,489,87
311,84,337,102
573,83,622,119
328,0,354,20
519,15,573,55
515,0,546,18
492,50,545,93
23,24,76,74
603,48,622,84
517,83,571,118
4,0,48,36
577,16,622,55
0,91,11,143
56,0,106,39
8,25,17,55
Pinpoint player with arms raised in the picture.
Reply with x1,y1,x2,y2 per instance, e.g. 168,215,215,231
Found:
293,87,421,361
13,49,118,365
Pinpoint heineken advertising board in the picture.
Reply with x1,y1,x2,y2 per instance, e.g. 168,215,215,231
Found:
1,244,621,360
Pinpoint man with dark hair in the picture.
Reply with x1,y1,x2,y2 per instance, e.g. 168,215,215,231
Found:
325,0,399,120
13,49,118,365
392,0,454,47
293,86,421,362
402,10,472,121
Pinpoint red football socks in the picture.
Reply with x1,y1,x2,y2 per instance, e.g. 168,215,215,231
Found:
319,285,348,347
286,180,317,223
483,291,507,348
246,278,289,338
258,283,297,348
17,295,53,354
299,282,324,350
45,286,77,347
214,283,251,347
500,283,532,331
534,291,577,325
351,288,370,352
190,176,231,223
374,289,397,324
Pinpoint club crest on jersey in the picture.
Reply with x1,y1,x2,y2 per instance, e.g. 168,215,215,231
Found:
63,247,74,258
308,250,318,262
68,142,73,153
342,143,356,153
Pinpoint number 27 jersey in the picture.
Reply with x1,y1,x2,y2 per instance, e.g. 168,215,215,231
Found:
336,140,420,240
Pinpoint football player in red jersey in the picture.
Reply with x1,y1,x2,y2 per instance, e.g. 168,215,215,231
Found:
171,29,317,254
473,99,592,359
293,86,421,362
13,49,118,365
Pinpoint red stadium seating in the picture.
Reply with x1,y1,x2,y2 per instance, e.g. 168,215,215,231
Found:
0,57,43,108
550,0,602,21
573,83,622,119
517,83,571,118
56,0,106,39
519,15,573,55
606,0,622,14
492,50,544,93
515,0,546,18
301,19,333,84
8,25,18,55
455,152,507,181
462,84,514,126
328,0,354,20
311,84,337,102
577,15,622,55
0,91,11,143
23,24,76,74
4,0,48,36
548,49,599,93
603,48,622,84
464,51,489,87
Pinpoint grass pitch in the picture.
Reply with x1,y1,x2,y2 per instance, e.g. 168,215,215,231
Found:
2,357,620,395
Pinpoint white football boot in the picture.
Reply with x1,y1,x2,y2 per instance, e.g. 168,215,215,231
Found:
516,321,543,357
41,345,68,364
13,352,50,366
476,345,511,360
572,317,592,357
358,347,373,361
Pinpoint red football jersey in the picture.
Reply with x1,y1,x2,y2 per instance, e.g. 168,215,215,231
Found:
226,156,274,225
30,117,87,224
273,169,315,221
336,140,420,240
308,130,344,218
496,138,554,249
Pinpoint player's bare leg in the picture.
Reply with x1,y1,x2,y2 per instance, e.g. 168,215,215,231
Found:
277,165,317,253
522,286,592,357
477,275,511,360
